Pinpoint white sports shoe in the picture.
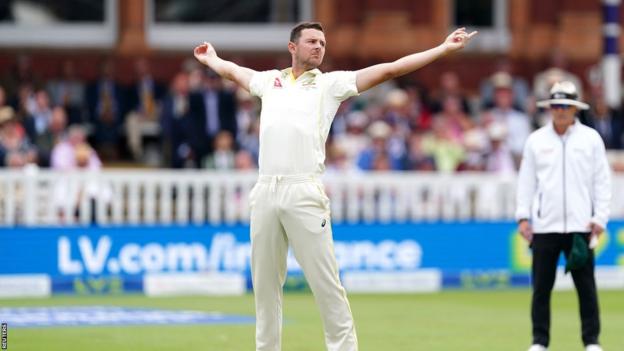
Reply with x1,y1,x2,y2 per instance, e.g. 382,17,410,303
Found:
527,345,547,351
585,345,603,351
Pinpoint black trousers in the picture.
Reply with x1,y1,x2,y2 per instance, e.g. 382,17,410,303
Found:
531,233,600,347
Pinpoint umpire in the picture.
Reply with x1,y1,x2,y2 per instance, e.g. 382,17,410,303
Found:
516,81,611,351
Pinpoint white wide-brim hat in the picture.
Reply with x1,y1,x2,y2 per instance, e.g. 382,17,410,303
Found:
536,81,589,110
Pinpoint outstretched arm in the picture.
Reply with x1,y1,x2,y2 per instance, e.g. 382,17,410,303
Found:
355,28,477,93
193,42,256,92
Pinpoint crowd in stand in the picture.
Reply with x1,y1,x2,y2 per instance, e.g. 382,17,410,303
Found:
1,53,623,174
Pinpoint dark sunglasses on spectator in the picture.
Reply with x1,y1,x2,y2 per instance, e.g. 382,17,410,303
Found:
550,104,573,110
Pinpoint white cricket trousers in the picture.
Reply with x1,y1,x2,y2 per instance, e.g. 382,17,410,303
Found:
250,174,358,351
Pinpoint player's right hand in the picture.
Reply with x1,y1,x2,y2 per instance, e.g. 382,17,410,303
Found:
193,42,217,64
518,219,533,243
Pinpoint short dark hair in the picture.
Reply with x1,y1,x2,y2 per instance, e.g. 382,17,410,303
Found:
290,22,324,43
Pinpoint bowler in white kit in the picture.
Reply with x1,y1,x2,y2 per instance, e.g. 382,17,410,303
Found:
194,22,476,351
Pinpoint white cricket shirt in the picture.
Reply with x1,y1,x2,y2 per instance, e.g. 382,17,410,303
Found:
249,68,358,175
515,120,612,233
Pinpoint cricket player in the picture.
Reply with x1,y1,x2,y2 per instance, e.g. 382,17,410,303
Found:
194,22,477,351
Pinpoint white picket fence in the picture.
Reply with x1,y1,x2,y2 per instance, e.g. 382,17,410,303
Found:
0,167,623,226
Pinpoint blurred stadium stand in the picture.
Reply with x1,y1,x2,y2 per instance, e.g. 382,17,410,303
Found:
1,1,623,222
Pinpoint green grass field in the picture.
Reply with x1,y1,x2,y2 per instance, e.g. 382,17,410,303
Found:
3,290,623,351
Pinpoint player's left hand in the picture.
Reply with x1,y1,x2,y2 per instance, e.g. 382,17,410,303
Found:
443,28,478,53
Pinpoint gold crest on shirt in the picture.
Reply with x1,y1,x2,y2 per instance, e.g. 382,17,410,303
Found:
301,77,317,90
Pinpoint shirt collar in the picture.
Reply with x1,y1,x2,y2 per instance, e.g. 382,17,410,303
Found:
281,67,322,82
549,118,580,135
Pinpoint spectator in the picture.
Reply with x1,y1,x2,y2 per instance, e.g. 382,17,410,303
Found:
235,88,259,149
52,142,111,223
533,49,583,100
160,72,205,168
479,58,530,111
584,87,623,149
382,89,412,163
371,152,392,171
523,95,546,130
203,130,236,170
33,106,68,167
421,117,465,172
430,71,471,115
51,125,101,171
405,130,436,171
238,117,260,165
485,72,532,167
1,55,39,106
234,149,257,170
333,111,370,170
403,81,433,131
86,59,124,160
47,60,86,125
434,94,473,144
14,83,36,120
325,144,351,173
199,69,237,158
0,106,37,168
383,89,411,136
484,122,516,175
186,62,205,93
328,99,355,138
22,89,53,151
357,121,404,171
459,127,488,171
124,58,166,161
